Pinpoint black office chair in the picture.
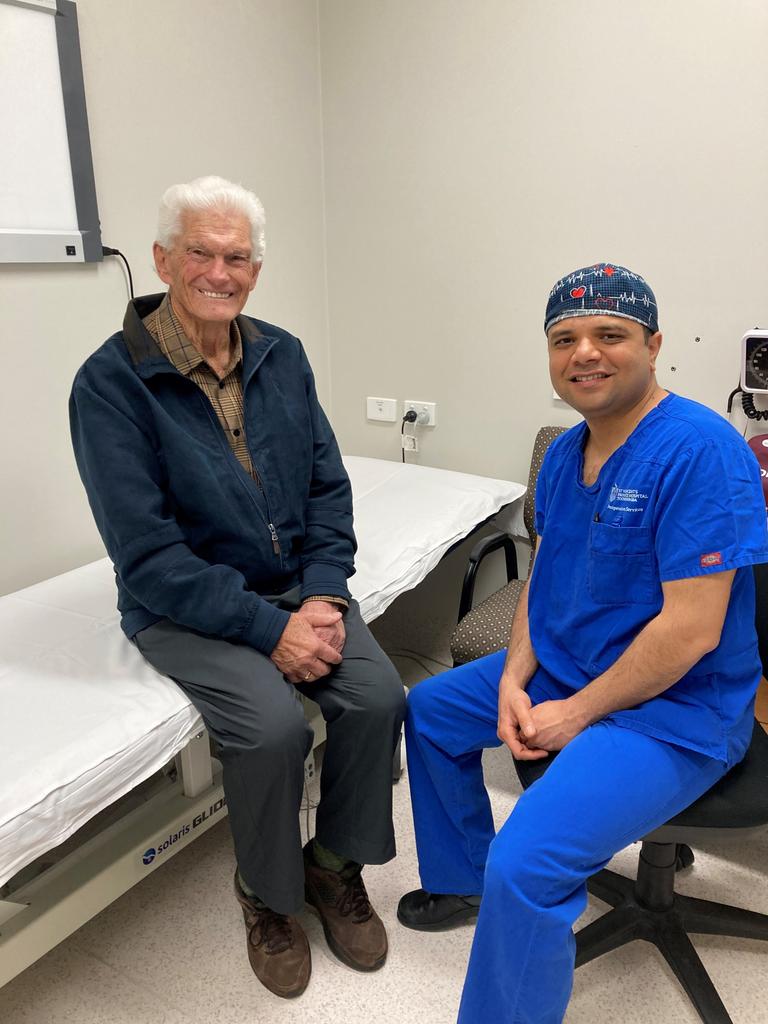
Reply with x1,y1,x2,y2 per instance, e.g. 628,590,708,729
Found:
515,563,768,1024
450,426,567,665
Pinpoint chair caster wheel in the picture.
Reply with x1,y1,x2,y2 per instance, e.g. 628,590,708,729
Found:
675,843,694,871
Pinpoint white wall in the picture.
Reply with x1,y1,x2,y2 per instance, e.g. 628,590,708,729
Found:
0,0,328,595
320,0,768,478
4,0,768,597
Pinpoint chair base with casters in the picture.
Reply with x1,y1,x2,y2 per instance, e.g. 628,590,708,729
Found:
515,720,768,1024
578,838,768,1024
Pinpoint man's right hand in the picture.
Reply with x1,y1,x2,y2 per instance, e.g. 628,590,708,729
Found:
497,673,549,761
271,610,344,683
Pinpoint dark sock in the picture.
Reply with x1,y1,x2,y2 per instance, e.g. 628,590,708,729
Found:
311,838,352,872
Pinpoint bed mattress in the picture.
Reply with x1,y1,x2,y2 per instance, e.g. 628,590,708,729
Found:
0,457,524,889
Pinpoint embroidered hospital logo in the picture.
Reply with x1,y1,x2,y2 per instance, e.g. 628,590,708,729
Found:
700,552,723,568
607,484,649,513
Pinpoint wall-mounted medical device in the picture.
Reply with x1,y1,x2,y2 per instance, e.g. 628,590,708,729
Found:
741,330,768,394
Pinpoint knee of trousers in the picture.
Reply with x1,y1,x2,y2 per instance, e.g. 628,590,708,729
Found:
223,696,312,762
483,828,578,911
349,660,407,723
404,672,453,739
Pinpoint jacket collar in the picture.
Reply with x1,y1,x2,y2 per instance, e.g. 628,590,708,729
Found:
122,293,278,381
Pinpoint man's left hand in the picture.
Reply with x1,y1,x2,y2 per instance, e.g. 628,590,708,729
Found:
522,698,589,752
298,601,346,655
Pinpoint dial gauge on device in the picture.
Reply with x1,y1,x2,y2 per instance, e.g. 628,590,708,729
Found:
741,331,768,394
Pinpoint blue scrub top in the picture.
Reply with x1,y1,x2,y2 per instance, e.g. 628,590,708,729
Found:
529,393,768,765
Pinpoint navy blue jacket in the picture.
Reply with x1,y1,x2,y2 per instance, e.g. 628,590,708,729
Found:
70,294,356,654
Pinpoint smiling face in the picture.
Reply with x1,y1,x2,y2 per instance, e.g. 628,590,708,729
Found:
153,208,260,333
547,315,662,423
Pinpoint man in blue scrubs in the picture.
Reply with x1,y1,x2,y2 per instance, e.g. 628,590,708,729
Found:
397,264,768,1023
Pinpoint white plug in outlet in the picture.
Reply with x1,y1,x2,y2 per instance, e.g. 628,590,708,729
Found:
404,400,437,426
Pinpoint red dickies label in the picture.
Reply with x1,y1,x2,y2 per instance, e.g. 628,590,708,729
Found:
700,552,723,568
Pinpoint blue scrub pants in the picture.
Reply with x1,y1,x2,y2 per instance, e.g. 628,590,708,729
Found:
405,651,728,1024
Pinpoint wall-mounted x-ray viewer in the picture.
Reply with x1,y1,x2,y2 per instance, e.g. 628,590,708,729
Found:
0,0,102,263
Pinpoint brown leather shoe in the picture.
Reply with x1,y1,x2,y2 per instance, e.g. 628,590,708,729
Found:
303,842,387,971
233,872,311,998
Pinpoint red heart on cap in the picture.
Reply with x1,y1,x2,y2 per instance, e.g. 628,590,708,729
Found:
570,286,586,299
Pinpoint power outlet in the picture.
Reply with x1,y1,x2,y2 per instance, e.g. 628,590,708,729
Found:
304,751,315,784
401,434,419,452
404,400,437,426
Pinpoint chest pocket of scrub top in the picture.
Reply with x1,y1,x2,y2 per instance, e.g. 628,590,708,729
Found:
589,522,656,605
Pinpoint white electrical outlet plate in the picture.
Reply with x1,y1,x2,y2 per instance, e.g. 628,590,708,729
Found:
401,434,419,452
366,396,397,422
404,400,437,426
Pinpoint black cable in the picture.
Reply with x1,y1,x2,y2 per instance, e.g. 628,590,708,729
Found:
401,409,417,463
741,392,768,421
301,771,318,843
102,245,134,299
387,648,453,673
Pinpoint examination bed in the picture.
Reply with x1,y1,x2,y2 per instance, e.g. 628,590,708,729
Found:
0,455,524,985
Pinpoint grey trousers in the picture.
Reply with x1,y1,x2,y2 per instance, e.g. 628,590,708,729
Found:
134,600,405,914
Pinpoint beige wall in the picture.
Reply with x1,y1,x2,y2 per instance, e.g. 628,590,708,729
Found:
3,0,768,596
320,0,768,478
0,0,328,594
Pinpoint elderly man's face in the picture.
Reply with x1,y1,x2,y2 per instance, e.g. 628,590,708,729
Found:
153,209,260,330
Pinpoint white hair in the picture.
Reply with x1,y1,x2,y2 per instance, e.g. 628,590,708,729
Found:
156,175,266,262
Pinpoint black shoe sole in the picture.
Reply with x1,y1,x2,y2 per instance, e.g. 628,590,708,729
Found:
396,902,480,932
305,898,387,972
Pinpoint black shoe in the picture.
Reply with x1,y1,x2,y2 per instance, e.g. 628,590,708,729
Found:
397,889,481,931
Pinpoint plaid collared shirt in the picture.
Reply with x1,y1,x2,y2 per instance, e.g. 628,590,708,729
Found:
143,294,256,479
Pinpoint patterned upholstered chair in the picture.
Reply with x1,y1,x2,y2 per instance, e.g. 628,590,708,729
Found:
450,426,567,666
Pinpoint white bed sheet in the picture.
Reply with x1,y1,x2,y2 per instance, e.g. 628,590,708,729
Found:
346,456,525,620
0,560,203,889
0,457,524,889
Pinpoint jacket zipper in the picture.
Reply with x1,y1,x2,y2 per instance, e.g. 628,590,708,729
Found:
239,345,282,560
268,522,281,555
189,387,282,561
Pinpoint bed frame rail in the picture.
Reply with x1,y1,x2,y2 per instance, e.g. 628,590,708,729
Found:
0,731,224,987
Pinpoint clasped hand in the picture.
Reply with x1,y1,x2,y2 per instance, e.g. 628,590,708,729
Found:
270,601,346,684
497,676,587,760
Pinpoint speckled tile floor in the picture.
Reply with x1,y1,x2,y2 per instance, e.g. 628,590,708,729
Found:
2,658,767,1024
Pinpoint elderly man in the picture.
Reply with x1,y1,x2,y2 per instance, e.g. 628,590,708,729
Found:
397,264,768,1023
70,176,404,999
